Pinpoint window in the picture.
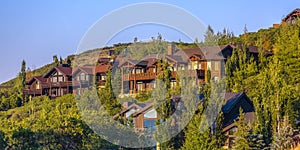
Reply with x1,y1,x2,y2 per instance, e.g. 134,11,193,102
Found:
144,109,157,118
51,77,57,82
143,109,157,130
101,75,106,81
86,75,89,81
180,64,185,70
80,73,85,81
58,76,63,82
171,79,176,89
143,120,156,129
207,61,211,70
192,61,198,70
214,61,220,71
36,81,40,89
137,82,143,91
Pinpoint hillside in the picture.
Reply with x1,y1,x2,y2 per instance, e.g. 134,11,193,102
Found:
0,94,118,149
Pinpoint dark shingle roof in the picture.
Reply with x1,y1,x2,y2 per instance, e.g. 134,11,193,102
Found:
222,92,244,113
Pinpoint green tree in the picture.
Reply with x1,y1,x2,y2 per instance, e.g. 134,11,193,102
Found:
232,108,251,150
53,55,59,66
98,68,121,116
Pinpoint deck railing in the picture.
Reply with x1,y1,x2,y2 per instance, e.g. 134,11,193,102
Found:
123,69,205,81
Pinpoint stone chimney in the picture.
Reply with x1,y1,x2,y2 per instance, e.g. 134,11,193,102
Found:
167,44,175,55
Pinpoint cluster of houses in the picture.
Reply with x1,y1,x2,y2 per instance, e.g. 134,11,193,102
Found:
22,43,272,148
23,43,271,99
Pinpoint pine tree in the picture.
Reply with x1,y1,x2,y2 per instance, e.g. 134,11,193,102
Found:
98,68,121,116
204,25,218,46
53,55,59,66
232,108,251,150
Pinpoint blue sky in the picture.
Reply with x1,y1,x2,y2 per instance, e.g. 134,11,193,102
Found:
0,0,299,83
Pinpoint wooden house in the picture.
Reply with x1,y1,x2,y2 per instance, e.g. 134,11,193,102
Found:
24,65,73,99
282,8,300,24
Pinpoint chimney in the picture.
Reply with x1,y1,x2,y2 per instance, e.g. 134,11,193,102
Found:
167,44,175,55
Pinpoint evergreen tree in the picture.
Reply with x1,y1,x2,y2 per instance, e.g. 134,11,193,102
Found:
203,25,218,46
232,108,251,150
53,55,59,66
98,68,121,116
59,56,63,64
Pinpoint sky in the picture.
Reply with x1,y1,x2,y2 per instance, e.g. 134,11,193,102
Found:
0,0,299,83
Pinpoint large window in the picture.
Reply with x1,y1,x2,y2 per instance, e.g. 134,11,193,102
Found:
143,109,157,130
144,120,156,129
144,109,157,118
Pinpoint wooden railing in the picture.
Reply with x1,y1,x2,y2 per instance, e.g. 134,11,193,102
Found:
122,69,205,81
23,89,42,95
41,81,73,88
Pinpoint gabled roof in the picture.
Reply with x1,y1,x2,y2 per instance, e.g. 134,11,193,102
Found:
201,46,225,60
95,65,110,73
119,102,148,115
133,103,153,117
221,92,255,129
44,66,72,78
222,92,250,113
283,8,300,22
72,66,95,76
27,76,47,85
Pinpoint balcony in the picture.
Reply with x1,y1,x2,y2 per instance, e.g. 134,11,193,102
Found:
122,69,205,81
41,81,73,88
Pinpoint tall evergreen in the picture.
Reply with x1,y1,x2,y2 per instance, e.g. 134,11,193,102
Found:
53,55,59,66
232,108,251,150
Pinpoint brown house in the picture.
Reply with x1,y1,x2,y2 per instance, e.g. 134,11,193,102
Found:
24,65,73,99
273,8,300,27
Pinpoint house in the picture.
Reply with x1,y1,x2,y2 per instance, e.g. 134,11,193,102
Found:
24,65,73,99
221,92,255,148
72,66,95,95
118,43,271,97
282,8,300,24
117,92,255,148
23,76,47,97
273,8,300,27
